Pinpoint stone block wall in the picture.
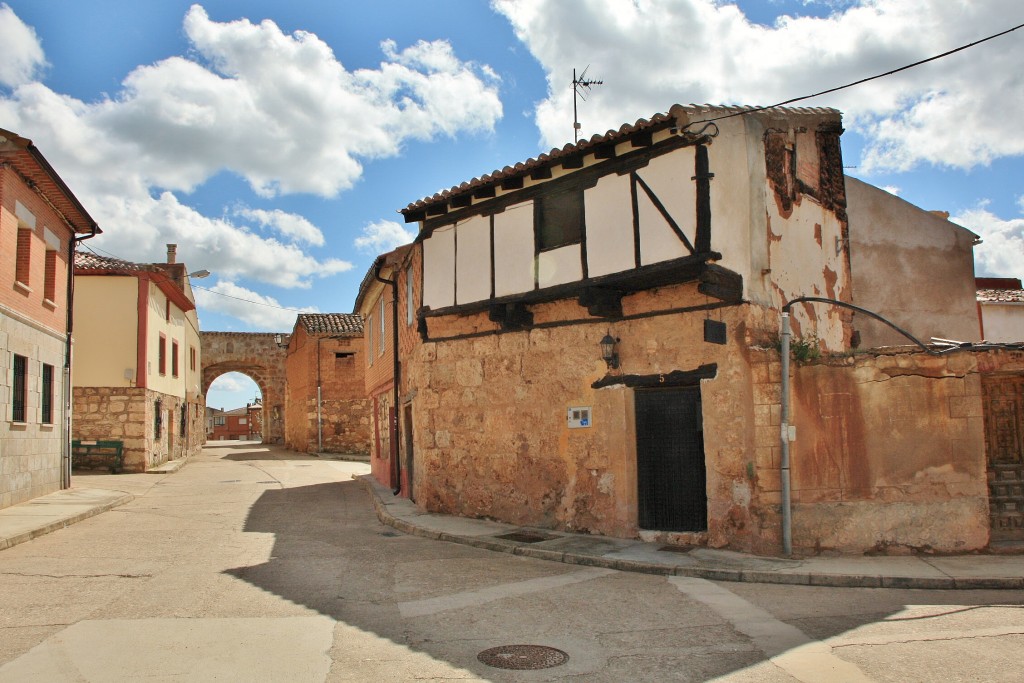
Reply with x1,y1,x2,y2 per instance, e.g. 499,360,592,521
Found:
73,386,202,472
1,314,68,509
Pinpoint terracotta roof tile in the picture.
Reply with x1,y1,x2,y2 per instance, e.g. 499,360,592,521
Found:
75,250,150,273
399,103,841,218
978,289,1024,303
297,313,363,335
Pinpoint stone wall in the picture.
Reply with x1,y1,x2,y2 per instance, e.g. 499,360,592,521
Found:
0,313,68,509
72,386,204,472
202,332,287,443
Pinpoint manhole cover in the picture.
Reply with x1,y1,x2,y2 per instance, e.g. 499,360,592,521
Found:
477,645,569,670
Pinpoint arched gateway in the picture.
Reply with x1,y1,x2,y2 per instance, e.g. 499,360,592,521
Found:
201,332,288,443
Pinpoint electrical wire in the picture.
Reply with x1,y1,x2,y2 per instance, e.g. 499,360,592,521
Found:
684,20,1024,127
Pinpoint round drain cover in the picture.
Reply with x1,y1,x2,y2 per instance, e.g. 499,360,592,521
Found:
477,645,569,670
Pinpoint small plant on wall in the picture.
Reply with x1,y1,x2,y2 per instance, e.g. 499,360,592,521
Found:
771,334,821,361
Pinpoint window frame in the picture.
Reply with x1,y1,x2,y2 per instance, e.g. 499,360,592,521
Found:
171,340,179,378
535,187,585,252
41,363,54,424
379,297,386,356
12,354,27,422
158,335,167,376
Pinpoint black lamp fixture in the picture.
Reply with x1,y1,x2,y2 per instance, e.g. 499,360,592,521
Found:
600,332,619,369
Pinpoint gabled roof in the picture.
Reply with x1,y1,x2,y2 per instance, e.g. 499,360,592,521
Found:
0,128,100,235
399,103,841,223
297,313,363,335
353,244,412,314
74,250,196,312
75,251,149,273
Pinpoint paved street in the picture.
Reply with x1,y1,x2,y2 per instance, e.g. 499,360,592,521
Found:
1,442,1022,682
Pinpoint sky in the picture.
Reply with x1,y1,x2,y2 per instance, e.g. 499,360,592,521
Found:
2,0,1023,410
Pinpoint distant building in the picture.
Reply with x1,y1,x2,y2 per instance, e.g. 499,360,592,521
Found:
209,406,256,441
1,128,100,509
283,313,369,455
73,244,205,471
977,277,1024,342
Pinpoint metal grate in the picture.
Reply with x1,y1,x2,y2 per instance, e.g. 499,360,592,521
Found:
477,645,569,670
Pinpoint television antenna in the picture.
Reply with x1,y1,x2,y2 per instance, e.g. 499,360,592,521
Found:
572,66,603,143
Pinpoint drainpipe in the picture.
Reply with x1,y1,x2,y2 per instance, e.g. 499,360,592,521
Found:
779,311,792,557
316,336,323,454
374,261,401,495
65,228,98,488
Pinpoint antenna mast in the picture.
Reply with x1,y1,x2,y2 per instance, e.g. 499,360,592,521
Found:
572,66,603,143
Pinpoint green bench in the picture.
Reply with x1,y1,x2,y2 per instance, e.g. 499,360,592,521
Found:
71,440,125,474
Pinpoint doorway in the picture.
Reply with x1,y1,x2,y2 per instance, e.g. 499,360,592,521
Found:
404,403,415,502
982,374,1024,539
635,385,707,532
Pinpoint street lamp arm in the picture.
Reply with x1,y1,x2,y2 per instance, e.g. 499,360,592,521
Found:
782,296,943,355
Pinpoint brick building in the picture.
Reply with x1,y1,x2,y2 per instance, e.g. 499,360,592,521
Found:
283,313,369,455
72,245,206,471
354,246,414,492
208,405,260,441
1,128,100,509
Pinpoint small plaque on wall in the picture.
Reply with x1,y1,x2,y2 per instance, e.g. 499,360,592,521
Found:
704,319,727,345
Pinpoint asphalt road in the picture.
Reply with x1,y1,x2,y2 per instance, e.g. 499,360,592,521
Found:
1,442,1021,682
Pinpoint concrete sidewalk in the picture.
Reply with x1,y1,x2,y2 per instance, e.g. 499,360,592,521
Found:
0,487,133,551
358,475,1024,590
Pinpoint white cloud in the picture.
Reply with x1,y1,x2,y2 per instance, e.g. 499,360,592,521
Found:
951,203,1024,278
0,5,501,296
235,207,324,246
193,281,318,331
880,185,901,196
354,220,416,254
492,0,1024,174
208,372,252,393
0,4,45,88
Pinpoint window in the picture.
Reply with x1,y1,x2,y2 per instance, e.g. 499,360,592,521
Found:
214,416,226,426
189,346,196,371
158,335,167,375
406,265,414,326
239,417,247,425
367,314,374,366
536,188,584,251
379,297,386,355
165,299,170,321
15,228,32,287
12,354,27,422
41,363,54,424
154,400,162,439
171,340,179,377
180,405,187,437
43,250,58,303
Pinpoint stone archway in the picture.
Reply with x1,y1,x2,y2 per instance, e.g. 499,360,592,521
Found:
201,332,289,444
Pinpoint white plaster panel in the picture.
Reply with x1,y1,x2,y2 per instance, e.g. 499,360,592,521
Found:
455,215,491,305
585,173,635,277
14,200,35,228
637,149,694,266
43,227,61,250
493,202,535,297
423,226,456,310
538,244,582,288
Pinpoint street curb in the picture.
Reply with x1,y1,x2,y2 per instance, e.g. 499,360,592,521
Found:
146,458,187,474
355,475,1023,590
0,491,135,552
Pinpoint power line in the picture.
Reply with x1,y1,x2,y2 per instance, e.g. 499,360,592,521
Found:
687,20,1024,126
79,243,314,314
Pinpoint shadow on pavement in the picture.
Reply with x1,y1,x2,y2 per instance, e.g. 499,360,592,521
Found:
224,480,1024,681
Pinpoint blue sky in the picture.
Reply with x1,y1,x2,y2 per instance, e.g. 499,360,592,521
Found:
3,0,1023,410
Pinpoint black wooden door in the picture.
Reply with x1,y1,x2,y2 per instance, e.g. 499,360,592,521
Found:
635,386,707,531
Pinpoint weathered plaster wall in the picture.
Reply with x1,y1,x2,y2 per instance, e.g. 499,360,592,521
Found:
846,177,979,347
787,350,989,553
979,303,1024,343
407,282,770,548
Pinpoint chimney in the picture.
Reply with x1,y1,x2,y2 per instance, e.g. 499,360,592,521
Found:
166,243,177,264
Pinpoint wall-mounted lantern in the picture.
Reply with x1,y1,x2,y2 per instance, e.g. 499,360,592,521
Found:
600,333,620,369
273,333,288,348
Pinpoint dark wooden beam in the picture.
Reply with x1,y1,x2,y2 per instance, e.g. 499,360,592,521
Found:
500,176,524,190
402,210,426,224
630,131,654,147
561,156,584,170
473,186,496,199
594,144,617,160
592,363,718,389
450,195,472,209
579,287,624,318
530,166,552,180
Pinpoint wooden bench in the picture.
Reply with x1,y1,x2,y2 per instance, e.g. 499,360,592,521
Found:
71,440,125,474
